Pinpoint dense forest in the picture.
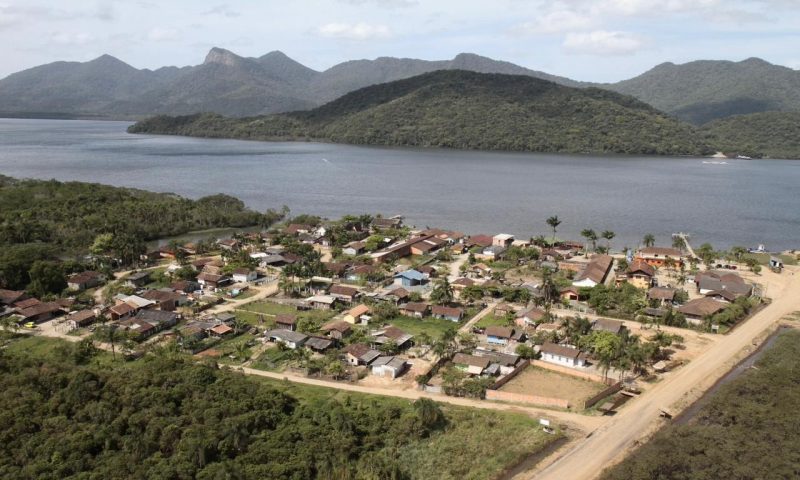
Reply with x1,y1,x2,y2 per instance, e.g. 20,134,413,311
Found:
129,70,714,156
700,111,800,159
602,328,800,479
0,175,273,290
0,336,552,480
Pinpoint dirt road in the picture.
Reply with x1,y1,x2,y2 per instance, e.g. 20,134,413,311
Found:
205,281,278,314
239,366,604,431
533,266,800,480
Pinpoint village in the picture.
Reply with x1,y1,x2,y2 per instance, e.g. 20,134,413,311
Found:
0,213,789,417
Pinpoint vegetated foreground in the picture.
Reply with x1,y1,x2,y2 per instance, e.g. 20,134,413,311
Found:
601,328,800,480
0,335,556,480
129,70,714,157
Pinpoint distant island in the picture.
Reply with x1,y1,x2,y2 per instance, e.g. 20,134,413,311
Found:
129,70,714,157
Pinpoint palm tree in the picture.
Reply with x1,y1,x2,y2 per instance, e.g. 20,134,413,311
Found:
546,215,561,245
602,230,615,253
430,278,454,305
581,228,597,257
672,236,687,254
643,233,656,248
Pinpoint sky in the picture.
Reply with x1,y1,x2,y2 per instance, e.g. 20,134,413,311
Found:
1,0,799,81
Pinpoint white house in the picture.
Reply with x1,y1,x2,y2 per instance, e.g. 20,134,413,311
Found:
371,356,408,379
232,268,257,283
539,343,587,368
266,329,308,349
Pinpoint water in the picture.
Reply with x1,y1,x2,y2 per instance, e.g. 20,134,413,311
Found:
1,118,799,251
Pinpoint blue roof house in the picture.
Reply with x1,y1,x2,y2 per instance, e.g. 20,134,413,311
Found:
393,269,426,287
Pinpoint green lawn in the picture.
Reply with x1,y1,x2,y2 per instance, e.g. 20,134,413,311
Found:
386,315,460,340
742,252,798,266
475,314,512,328
214,333,258,365
238,301,298,316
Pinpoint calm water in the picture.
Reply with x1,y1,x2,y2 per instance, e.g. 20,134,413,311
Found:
1,118,798,251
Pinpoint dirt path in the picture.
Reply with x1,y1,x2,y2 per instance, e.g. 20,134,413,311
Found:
447,253,468,281
459,301,497,333
238,366,604,431
532,266,800,480
205,281,278,314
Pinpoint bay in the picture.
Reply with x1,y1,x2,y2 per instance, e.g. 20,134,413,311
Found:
0,118,798,251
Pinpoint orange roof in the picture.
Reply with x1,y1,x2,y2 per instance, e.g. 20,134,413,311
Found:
348,304,370,317
210,324,233,335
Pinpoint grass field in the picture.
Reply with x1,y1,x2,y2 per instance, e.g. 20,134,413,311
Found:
500,365,606,409
235,301,336,330
742,252,798,266
386,315,460,340
475,314,512,328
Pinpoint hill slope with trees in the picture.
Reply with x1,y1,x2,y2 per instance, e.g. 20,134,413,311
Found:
129,70,713,156
700,111,800,159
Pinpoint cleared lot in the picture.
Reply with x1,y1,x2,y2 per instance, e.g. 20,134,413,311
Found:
500,365,606,408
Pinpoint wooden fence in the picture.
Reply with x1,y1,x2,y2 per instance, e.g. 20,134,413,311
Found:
582,381,623,410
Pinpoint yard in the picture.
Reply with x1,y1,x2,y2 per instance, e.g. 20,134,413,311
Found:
742,252,798,266
499,365,607,409
386,315,460,341
475,314,511,329
235,300,336,331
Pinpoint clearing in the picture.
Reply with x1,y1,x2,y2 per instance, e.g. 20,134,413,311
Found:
500,365,607,409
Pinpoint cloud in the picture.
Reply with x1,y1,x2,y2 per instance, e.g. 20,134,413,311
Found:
49,31,94,45
338,0,418,7
317,22,392,40
563,30,644,55
147,27,179,42
513,9,594,35
202,4,241,18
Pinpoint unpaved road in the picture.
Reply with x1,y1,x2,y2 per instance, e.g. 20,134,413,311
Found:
239,366,604,431
533,266,800,480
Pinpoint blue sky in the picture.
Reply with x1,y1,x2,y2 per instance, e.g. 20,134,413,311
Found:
1,0,798,81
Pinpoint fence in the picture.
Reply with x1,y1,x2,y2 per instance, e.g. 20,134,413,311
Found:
485,390,570,409
582,381,623,410
489,359,531,390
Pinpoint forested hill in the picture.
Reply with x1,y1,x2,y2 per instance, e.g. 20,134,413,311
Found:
0,176,275,290
699,111,800,159
129,70,713,156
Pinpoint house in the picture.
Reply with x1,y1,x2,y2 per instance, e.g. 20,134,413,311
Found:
67,271,105,291
305,336,334,352
625,260,656,289
117,318,157,339
572,255,614,288
417,265,437,278
492,233,515,248
134,309,178,330
635,247,684,268
307,276,333,295
323,262,350,278
466,234,493,248
393,269,426,287
217,238,240,251
592,318,626,335
275,314,298,331
371,326,414,350
343,241,366,256
540,343,587,368
125,271,151,288
232,268,257,283
320,320,353,341
400,302,429,318
770,256,784,271
410,237,447,255
197,272,230,289
109,302,136,320
285,223,313,235
485,325,515,345
371,356,408,379
452,277,476,291
385,286,410,303
343,343,381,366
479,245,506,260
371,217,403,230
170,280,200,294
694,271,752,297
66,310,97,329
328,284,360,303
452,353,491,375
560,287,581,301
474,348,522,375
0,289,27,306
705,289,739,303
16,302,64,324
515,307,546,327
141,289,186,311
13,297,40,310
267,329,308,349
306,295,338,310
648,286,676,305
470,263,492,278
344,304,371,324
346,264,380,282
430,305,463,322
678,297,728,325
209,324,233,337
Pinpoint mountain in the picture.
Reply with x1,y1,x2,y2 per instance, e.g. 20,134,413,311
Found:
606,58,800,124
0,49,585,119
129,70,712,156
700,111,800,159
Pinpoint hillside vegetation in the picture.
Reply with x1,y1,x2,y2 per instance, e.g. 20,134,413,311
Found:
129,70,713,156
607,58,800,124
602,328,800,479
0,335,555,480
700,111,800,159
0,176,272,290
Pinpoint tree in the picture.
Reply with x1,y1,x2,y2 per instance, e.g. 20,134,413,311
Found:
602,230,615,253
429,278,454,305
642,234,656,248
27,260,66,297
581,228,596,256
515,344,537,359
546,216,562,244
672,236,687,253
413,398,444,431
